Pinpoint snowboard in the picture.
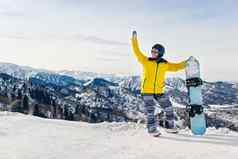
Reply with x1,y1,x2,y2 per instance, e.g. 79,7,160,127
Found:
185,57,206,135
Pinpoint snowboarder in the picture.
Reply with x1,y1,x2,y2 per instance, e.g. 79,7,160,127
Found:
130,31,191,137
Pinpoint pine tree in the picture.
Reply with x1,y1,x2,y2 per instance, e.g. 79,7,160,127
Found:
23,95,29,114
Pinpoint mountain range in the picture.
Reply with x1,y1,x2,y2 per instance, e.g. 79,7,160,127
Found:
0,62,238,131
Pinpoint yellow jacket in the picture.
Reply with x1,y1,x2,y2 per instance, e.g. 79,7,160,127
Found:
131,37,186,94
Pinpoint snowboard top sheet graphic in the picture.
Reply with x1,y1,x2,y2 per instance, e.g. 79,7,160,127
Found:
185,56,200,79
185,56,206,135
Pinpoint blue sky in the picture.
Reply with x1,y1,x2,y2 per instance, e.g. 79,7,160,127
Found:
0,0,238,81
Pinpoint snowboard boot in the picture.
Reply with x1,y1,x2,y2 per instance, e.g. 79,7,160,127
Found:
164,120,179,134
149,129,162,137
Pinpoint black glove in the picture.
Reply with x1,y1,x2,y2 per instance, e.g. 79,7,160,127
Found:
132,31,137,39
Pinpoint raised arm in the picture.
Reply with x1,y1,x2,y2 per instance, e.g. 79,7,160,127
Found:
167,60,186,72
130,31,147,64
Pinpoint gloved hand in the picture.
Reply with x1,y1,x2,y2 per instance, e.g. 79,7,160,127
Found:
132,30,137,39
186,56,195,63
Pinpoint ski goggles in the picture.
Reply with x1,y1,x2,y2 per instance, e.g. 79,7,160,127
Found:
151,49,159,54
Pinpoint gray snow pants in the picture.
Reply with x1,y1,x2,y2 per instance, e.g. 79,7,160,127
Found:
142,93,175,133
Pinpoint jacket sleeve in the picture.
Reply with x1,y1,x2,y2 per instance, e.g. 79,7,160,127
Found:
167,61,186,72
130,37,147,64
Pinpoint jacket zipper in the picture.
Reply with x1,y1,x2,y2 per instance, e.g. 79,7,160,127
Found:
153,63,159,94
142,78,146,91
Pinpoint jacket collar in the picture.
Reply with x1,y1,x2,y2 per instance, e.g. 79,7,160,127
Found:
148,57,167,63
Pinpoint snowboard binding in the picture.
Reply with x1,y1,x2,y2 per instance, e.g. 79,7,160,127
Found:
186,105,204,118
186,77,203,87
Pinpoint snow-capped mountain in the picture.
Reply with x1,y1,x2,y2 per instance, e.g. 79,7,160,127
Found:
0,62,238,107
0,62,238,131
1,62,237,106
57,70,126,83
32,72,84,87
118,75,141,95
0,62,125,84
165,77,238,105
0,62,49,79
203,81,238,105
83,78,118,87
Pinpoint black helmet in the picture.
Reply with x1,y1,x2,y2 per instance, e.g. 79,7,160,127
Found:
152,44,165,57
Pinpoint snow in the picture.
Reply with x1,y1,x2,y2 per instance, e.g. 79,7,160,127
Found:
171,99,186,108
209,104,238,109
0,111,238,159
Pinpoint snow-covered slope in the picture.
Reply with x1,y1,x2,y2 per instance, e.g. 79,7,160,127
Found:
0,111,237,159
